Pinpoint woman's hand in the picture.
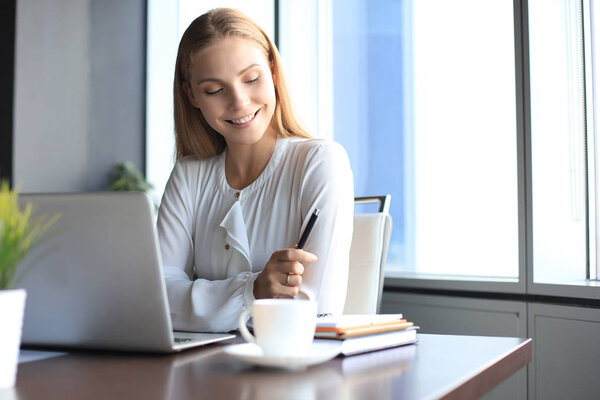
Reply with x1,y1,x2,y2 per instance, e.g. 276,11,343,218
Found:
253,248,317,299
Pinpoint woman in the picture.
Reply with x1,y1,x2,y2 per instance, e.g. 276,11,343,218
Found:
157,8,354,332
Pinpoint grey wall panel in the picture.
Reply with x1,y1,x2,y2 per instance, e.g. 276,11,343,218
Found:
381,291,528,400
13,0,146,192
14,0,91,191
527,303,600,400
381,292,527,337
88,0,146,190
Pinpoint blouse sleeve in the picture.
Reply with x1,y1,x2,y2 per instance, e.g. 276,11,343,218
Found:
297,141,354,315
157,161,258,333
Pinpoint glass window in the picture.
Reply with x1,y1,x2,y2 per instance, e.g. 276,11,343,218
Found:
529,0,588,283
330,0,519,278
588,0,600,280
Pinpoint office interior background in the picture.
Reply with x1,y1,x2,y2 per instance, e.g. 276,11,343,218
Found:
1,0,600,399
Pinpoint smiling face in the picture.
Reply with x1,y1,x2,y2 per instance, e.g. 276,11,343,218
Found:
184,37,278,150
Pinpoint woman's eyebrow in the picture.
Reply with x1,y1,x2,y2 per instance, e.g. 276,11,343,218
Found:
196,63,261,85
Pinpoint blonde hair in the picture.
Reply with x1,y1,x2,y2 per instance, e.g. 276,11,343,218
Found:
173,8,311,159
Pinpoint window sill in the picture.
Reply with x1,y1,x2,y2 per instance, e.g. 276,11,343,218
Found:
383,271,600,302
531,277,600,287
385,270,519,283
384,271,523,294
528,279,600,300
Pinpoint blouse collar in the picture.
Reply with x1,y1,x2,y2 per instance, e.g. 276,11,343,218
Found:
217,136,288,200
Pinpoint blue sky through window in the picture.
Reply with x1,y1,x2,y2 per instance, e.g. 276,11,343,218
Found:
332,0,409,269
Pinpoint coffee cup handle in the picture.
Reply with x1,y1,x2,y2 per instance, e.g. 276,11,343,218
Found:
238,309,256,344
296,287,314,302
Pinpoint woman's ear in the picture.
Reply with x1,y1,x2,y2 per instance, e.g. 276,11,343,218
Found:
182,81,200,108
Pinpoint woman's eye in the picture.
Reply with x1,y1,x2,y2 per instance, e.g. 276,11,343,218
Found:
205,88,223,96
246,76,260,84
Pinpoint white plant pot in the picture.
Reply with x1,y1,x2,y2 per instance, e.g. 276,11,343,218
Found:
0,289,26,389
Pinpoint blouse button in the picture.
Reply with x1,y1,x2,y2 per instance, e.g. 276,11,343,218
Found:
224,244,230,250
235,192,240,198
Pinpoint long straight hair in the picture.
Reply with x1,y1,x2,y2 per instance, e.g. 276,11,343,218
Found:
173,8,311,159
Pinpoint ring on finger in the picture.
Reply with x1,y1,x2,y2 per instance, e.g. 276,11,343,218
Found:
285,273,291,286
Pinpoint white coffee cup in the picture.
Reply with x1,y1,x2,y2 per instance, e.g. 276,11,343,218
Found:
238,298,317,357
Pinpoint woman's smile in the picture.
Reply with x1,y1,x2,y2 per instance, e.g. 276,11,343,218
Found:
227,108,260,127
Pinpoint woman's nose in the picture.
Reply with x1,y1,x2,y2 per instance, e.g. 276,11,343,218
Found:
228,86,250,110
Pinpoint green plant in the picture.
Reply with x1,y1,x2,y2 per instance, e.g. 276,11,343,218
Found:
108,162,154,192
0,182,61,289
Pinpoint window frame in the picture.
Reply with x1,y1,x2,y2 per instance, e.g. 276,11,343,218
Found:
387,0,600,300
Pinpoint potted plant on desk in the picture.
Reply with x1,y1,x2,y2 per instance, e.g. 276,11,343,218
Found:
0,182,60,389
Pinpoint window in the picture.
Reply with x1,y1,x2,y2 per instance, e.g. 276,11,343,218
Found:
328,0,519,279
587,0,600,280
529,0,588,284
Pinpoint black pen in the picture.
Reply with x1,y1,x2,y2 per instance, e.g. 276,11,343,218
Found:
297,208,320,249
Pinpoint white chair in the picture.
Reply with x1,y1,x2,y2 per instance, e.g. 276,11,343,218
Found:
343,195,392,314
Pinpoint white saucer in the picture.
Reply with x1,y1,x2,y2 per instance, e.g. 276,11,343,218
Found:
223,342,342,370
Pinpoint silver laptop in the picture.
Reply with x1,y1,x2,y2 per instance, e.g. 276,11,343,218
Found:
17,192,234,353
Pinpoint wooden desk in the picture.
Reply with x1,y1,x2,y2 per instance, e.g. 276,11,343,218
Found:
12,334,531,400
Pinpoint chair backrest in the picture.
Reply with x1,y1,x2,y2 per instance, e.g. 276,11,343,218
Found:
343,195,392,314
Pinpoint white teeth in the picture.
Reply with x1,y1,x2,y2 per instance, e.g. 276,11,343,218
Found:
230,111,256,125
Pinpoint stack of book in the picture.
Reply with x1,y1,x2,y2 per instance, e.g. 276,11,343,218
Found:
314,314,418,356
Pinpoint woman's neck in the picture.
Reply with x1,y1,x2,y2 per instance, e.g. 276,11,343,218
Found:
224,130,278,190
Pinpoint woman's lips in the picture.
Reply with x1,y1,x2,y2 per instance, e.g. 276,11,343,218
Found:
227,109,260,125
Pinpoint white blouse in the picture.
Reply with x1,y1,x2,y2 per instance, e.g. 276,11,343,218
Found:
157,137,354,332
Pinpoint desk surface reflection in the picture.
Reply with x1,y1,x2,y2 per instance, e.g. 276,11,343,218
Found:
13,334,531,400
